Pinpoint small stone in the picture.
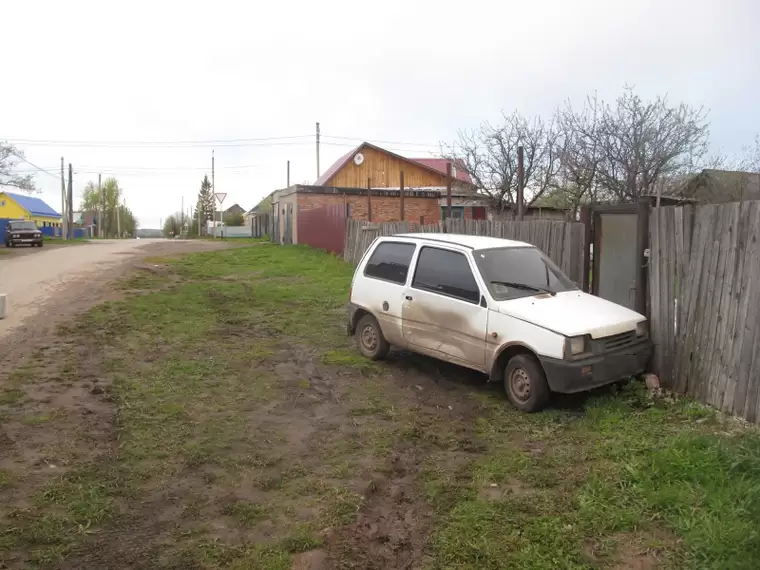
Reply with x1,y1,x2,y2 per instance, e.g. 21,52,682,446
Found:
90,386,104,395
643,373,660,391
414,385,423,391
490,483,498,488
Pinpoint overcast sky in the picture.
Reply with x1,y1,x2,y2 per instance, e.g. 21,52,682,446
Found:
3,0,759,228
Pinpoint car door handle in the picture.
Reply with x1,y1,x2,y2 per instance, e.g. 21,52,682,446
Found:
405,295,413,301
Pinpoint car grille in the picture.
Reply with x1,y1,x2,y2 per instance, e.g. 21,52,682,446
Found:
601,331,637,351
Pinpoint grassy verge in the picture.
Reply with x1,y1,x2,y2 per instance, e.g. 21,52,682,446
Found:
1,243,758,569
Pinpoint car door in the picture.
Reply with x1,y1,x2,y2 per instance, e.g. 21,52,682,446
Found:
402,246,488,370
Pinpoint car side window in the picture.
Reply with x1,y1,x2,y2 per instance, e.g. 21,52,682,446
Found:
412,247,480,303
364,242,416,284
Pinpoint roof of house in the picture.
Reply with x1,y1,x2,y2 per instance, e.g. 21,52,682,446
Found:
225,203,245,214
1,191,61,217
682,169,760,203
315,142,473,186
409,158,472,184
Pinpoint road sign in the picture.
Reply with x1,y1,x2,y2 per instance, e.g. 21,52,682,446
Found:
215,192,227,204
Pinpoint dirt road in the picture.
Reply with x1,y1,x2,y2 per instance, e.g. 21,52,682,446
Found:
0,239,224,340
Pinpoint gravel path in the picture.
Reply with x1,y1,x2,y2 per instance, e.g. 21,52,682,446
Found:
0,239,222,339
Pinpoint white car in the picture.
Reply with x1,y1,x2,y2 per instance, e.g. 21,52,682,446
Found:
347,233,651,412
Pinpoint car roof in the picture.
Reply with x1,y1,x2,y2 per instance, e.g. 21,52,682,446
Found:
391,232,531,250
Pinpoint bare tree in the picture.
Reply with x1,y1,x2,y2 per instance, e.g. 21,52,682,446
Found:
449,88,711,213
552,93,608,216
593,88,710,202
449,112,562,215
0,142,36,192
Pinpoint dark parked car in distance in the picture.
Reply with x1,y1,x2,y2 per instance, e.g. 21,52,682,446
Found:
4,220,43,247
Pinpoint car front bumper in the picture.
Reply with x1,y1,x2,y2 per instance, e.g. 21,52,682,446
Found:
10,237,42,244
539,340,652,394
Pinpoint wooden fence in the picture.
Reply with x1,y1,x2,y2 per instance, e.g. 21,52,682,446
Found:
650,201,760,424
343,218,586,285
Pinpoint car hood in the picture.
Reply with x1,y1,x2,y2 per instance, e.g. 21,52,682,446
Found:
494,290,645,339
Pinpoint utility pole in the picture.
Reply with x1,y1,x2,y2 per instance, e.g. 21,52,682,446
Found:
180,195,184,238
60,157,66,239
287,160,290,187
446,161,453,230
517,145,525,221
316,122,320,180
399,171,405,222
98,173,102,238
117,194,121,238
367,177,372,222
212,150,216,238
67,164,73,239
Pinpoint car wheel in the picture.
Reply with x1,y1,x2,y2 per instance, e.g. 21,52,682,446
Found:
38,241,43,247
504,354,550,412
355,314,390,361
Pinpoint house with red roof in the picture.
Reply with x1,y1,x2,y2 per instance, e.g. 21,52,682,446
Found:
286,141,488,226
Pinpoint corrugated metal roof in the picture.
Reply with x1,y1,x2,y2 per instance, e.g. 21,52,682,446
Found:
1,191,61,217
410,158,472,183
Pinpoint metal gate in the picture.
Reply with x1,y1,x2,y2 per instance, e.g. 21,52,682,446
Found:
592,204,640,310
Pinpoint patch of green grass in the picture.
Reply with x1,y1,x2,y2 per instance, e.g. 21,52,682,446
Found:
321,347,378,373
428,382,760,569
0,469,13,489
22,414,53,426
221,501,269,527
0,388,24,406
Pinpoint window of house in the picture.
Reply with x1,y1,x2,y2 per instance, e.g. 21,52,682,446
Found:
364,242,416,284
441,206,465,220
412,247,480,303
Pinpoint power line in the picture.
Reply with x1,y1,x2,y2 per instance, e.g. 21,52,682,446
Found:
2,135,314,148
323,134,441,148
14,163,263,173
11,153,60,180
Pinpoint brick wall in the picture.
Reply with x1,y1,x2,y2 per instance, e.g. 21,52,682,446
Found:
298,193,441,225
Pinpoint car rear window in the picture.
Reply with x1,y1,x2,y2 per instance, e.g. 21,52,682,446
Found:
364,242,416,284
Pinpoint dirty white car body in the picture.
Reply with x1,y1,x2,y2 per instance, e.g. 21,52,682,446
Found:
347,233,652,411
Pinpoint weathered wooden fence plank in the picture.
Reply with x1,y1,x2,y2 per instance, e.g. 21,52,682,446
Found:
649,208,663,378
651,200,760,425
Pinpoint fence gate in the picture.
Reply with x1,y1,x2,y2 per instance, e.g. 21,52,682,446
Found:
592,205,639,310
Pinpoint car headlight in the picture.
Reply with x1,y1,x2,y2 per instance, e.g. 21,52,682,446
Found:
13,234,20,238
565,335,588,358
636,321,648,337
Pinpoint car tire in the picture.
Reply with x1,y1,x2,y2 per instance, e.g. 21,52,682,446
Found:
38,241,43,247
504,354,550,413
355,314,390,361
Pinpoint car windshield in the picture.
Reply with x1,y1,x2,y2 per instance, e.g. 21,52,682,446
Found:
473,246,577,300
9,221,38,231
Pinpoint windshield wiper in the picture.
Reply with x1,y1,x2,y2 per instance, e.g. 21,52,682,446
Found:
490,281,556,296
